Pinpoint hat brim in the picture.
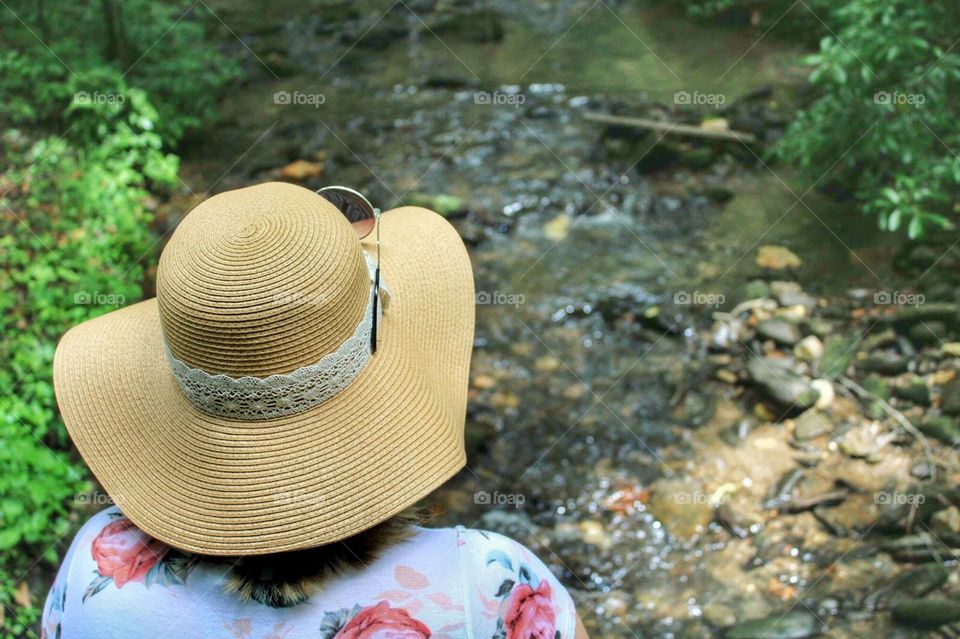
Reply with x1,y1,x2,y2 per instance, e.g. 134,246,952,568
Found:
54,206,474,555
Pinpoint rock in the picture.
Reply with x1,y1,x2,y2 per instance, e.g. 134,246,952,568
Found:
716,500,764,537
648,478,714,539
908,321,946,346
473,374,496,390
757,318,801,345
279,159,324,181
725,611,820,638
716,368,739,384
794,335,823,362
889,303,960,331
892,599,960,630
810,379,834,409
702,602,737,628
857,351,908,375
920,415,960,446
839,422,888,459
793,409,832,440
805,318,833,337
931,506,960,534
405,193,467,217
769,281,816,309
756,245,802,271
943,342,960,357
892,376,930,405
820,334,856,378
941,377,960,415
710,319,744,352
490,391,519,410
911,461,935,479
865,564,950,609
747,356,819,409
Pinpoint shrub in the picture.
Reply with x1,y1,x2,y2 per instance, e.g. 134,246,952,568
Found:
778,0,960,237
0,1,235,635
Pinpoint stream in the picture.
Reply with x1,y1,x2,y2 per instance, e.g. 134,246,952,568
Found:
164,1,933,636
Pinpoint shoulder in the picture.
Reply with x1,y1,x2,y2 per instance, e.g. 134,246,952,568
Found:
453,527,579,639
43,507,201,637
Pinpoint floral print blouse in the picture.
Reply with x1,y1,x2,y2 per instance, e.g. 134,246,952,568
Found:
42,508,577,639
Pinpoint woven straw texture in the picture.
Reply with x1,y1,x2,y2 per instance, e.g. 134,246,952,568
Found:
53,182,475,555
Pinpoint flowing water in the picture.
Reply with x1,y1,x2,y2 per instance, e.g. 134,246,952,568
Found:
174,2,905,635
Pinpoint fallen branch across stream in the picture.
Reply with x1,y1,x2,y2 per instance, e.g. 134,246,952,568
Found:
583,111,758,144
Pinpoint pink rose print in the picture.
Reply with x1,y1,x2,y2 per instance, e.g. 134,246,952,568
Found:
503,580,556,639
321,601,431,639
82,512,197,602
91,518,169,587
485,546,562,639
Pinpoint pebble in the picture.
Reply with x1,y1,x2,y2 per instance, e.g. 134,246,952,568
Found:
726,610,819,639
747,356,819,409
756,245,802,271
757,318,801,345
794,335,823,362
578,520,613,549
701,601,737,628
892,599,960,630
931,506,960,534
810,379,834,409
793,409,832,440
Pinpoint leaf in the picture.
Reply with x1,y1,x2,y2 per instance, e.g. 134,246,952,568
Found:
495,579,515,598
485,550,514,572
908,216,924,239
492,618,507,639
518,563,540,588
319,606,358,639
82,575,111,603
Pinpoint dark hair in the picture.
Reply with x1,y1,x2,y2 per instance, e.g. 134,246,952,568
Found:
212,511,420,608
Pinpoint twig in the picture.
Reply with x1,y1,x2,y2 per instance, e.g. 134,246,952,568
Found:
583,112,758,144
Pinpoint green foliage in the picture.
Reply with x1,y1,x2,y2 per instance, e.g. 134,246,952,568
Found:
778,0,960,237
0,0,239,143
0,1,234,635
682,0,960,237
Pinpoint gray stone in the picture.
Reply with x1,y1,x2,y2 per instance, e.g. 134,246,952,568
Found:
725,611,819,638
794,409,833,440
757,318,801,345
747,356,819,409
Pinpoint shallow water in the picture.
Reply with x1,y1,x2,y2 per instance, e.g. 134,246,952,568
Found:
178,1,905,635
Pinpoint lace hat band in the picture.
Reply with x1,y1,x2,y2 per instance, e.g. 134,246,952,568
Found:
164,253,385,420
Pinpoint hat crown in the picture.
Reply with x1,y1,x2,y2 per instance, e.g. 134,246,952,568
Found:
157,183,368,377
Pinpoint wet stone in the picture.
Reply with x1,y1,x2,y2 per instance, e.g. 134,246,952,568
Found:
856,351,908,375
755,245,802,271
757,318,801,346
891,377,930,406
793,409,832,440
725,610,820,639
769,281,816,310
747,356,819,409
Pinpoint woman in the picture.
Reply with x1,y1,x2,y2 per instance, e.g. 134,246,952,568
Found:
43,182,589,638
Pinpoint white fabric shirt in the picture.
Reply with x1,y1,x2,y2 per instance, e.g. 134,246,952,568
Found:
42,507,576,639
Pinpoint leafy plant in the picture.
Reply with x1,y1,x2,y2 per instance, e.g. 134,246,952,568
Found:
0,1,235,635
779,0,960,237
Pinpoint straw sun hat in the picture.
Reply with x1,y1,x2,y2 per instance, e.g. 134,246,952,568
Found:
54,182,475,555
